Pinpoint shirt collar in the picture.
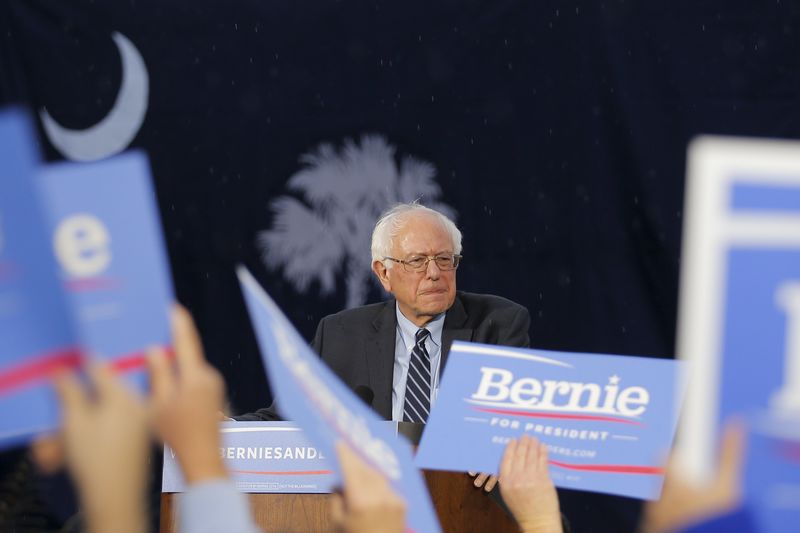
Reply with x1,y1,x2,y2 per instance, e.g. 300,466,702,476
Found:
395,303,445,349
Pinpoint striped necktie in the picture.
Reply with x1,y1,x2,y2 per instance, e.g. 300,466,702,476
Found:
403,328,431,423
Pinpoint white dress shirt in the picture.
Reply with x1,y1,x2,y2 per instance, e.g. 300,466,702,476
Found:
391,304,445,421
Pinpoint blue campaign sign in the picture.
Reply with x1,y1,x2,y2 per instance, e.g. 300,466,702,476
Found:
36,152,173,390
415,342,687,500
0,108,79,448
237,266,441,533
719,248,800,423
677,137,800,531
163,422,336,493
743,414,800,533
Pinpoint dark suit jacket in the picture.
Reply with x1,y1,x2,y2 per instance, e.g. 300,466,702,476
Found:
236,291,530,421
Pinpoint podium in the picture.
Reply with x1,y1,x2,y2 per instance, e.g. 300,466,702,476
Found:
159,423,520,533
160,469,519,532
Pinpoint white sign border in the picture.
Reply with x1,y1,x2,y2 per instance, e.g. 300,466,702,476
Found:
676,135,800,482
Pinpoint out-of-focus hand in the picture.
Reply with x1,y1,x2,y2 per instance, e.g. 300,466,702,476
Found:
55,363,149,533
29,433,65,474
499,435,562,533
640,421,746,533
330,442,406,533
148,305,227,485
468,471,499,492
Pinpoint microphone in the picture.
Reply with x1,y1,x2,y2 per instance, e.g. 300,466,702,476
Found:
353,385,374,407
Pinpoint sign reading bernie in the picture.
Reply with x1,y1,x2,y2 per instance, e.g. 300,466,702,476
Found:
415,342,687,500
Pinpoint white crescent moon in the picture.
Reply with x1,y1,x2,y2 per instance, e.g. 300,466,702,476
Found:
40,31,149,162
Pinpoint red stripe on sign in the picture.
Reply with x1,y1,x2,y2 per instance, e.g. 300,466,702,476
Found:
779,443,800,463
472,407,643,426
110,346,175,373
64,277,121,292
229,470,334,475
0,348,82,394
0,261,18,280
0,345,174,395
549,459,663,475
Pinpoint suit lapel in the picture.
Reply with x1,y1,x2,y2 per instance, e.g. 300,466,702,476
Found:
442,293,473,371
367,299,397,419
365,294,473,419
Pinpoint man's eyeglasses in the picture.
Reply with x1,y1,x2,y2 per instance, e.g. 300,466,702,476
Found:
383,254,462,273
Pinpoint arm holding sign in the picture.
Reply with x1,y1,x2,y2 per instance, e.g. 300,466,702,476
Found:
148,307,228,485
640,421,747,533
55,364,149,533
331,442,407,533
149,306,260,533
499,435,563,533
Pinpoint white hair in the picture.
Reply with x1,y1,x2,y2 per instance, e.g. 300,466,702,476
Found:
370,202,462,266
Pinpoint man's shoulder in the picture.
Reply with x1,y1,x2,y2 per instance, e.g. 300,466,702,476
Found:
318,300,391,327
455,291,530,346
456,291,526,314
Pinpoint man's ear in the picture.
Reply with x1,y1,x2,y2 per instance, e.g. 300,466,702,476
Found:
372,260,392,292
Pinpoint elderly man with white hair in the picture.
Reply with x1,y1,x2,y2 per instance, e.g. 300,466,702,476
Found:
239,202,530,434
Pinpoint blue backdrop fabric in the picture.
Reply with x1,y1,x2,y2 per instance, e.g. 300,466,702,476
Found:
1,2,798,531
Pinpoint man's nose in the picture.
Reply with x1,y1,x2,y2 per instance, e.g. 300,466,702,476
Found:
425,258,441,279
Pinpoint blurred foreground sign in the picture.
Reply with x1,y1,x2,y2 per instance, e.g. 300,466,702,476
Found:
0,107,174,449
677,136,800,532
237,266,441,533
0,109,78,448
37,152,173,391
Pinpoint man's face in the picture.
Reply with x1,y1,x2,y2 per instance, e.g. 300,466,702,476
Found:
372,214,457,326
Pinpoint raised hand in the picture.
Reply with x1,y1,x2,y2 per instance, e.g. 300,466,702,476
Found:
499,435,562,533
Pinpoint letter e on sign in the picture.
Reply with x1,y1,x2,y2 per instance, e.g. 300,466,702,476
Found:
54,213,111,277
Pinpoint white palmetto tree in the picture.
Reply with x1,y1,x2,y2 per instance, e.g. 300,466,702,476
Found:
258,134,456,308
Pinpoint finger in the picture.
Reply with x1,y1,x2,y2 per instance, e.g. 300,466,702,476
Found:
717,419,746,489
524,434,539,469
86,361,118,400
661,443,684,482
329,493,345,528
500,438,518,479
29,434,65,474
514,433,528,469
473,472,489,487
467,471,477,477
336,441,392,509
336,441,371,493
172,304,205,369
146,346,174,404
54,371,89,413
484,474,498,492
538,440,550,470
